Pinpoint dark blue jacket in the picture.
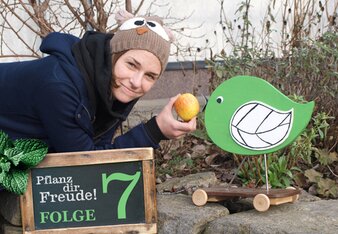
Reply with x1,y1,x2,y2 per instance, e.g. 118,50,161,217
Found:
0,32,158,152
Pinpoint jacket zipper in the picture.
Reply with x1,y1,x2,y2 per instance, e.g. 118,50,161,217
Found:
93,119,120,142
82,104,96,123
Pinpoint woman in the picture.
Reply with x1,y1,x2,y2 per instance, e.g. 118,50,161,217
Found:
0,10,196,153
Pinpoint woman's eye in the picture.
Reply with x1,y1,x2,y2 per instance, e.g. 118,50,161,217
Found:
127,62,136,68
145,74,156,81
216,96,224,104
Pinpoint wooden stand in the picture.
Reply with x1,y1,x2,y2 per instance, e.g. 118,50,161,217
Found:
20,148,157,233
192,186,300,212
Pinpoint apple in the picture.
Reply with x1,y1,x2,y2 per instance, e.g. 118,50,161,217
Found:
174,93,200,121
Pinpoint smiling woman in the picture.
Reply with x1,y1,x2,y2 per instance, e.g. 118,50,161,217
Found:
112,50,161,103
0,9,197,155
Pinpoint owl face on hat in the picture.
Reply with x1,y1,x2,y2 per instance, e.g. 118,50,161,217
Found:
110,10,174,73
119,17,170,42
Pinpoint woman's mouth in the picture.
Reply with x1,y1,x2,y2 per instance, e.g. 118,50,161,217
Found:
119,83,142,96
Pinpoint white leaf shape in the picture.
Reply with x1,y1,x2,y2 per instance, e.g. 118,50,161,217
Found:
120,17,146,30
230,101,293,150
147,20,170,41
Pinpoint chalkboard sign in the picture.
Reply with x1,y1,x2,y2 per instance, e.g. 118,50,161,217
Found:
20,148,157,233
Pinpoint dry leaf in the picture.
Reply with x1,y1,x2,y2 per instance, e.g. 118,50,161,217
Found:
304,169,323,183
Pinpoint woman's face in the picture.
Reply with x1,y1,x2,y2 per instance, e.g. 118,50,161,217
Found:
112,49,161,103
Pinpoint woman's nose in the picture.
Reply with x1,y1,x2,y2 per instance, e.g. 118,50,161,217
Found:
130,72,143,88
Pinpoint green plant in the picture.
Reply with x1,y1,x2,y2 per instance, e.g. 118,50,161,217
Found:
264,155,301,188
286,110,334,166
155,148,196,178
0,131,48,195
237,156,264,187
238,155,300,188
312,112,334,142
168,155,194,172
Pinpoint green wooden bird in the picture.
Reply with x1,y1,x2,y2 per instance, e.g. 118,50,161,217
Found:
205,76,315,155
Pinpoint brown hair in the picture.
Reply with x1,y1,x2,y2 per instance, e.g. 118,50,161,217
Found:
110,51,126,92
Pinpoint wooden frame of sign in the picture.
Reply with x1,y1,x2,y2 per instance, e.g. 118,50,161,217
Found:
20,147,157,234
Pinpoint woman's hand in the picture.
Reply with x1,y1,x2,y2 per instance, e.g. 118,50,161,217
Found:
156,94,197,139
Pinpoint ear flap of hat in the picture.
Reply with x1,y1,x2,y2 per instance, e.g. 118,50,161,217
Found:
115,9,135,25
164,26,175,43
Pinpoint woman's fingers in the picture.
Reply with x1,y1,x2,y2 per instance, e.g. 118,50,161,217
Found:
156,95,197,140
166,94,180,111
168,117,197,139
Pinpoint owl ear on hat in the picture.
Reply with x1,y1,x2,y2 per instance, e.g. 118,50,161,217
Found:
115,9,135,25
164,26,175,43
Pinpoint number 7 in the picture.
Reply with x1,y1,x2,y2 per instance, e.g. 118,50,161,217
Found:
102,171,141,219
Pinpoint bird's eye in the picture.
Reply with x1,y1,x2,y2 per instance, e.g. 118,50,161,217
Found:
119,17,146,30
135,20,145,26
216,96,224,104
147,21,156,27
146,20,170,41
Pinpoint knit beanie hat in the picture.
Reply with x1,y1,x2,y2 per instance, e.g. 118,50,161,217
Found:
110,10,174,73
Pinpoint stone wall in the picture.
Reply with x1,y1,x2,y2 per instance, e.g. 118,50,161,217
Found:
142,61,211,100
0,191,22,234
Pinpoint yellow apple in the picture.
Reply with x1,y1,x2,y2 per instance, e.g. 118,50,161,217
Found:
174,93,200,121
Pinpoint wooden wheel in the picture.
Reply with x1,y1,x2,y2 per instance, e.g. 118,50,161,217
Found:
192,189,208,206
286,186,299,202
253,193,270,212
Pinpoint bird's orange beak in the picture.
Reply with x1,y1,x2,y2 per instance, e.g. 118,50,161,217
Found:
136,26,149,35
